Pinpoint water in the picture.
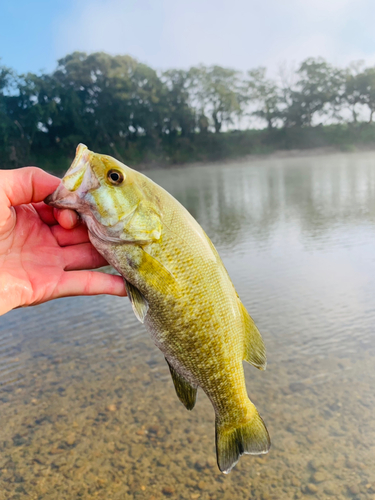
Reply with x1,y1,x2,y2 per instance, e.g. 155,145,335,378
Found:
1,152,375,500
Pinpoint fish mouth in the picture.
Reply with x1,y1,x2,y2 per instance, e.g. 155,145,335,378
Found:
45,183,83,211
45,153,100,211
46,183,129,245
45,143,100,210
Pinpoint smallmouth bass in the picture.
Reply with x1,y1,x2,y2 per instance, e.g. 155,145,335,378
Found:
46,144,270,473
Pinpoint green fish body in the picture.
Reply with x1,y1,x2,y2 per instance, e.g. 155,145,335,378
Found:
46,144,270,473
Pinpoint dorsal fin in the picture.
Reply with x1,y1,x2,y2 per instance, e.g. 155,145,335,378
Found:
239,301,267,370
165,359,197,410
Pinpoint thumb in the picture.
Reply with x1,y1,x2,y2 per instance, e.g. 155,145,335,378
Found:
1,167,61,208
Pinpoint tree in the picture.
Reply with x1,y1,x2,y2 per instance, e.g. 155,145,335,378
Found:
0,64,15,146
283,58,343,127
342,61,365,123
37,52,167,153
246,67,280,129
357,68,375,123
189,65,244,133
0,63,34,166
161,69,195,137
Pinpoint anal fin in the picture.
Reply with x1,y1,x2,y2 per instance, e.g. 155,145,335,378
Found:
166,359,197,410
239,302,267,370
124,279,149,323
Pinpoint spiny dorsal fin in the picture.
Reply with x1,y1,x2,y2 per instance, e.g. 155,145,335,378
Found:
124,279,149,323
165,359,197,410
239,301,267,370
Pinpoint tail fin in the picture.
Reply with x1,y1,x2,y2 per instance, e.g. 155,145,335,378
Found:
215,409,270,474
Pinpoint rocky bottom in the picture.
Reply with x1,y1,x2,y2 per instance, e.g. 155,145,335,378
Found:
0,320,374,500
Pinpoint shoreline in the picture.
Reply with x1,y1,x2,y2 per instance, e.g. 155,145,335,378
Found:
42,144,375,177
135,144,375,172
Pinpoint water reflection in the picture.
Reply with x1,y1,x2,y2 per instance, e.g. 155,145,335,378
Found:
150,152,375,251
1,152,375,499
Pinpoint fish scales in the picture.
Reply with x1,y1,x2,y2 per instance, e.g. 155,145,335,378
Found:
46,144,270,473
110,194,246,407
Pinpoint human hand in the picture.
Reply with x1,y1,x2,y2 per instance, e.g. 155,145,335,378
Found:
0,167,126,316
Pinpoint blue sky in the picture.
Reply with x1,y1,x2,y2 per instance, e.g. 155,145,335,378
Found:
2,0,375,75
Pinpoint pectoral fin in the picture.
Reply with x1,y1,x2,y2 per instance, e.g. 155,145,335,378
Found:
124,279,149,323
239,302,267,370
166,359,197,410
138,249,179,296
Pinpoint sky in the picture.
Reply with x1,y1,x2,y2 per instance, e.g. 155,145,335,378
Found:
2,0,375,75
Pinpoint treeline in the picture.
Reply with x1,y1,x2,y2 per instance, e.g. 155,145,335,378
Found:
1,52,375,170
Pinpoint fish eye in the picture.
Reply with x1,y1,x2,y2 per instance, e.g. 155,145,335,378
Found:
107,169,124,186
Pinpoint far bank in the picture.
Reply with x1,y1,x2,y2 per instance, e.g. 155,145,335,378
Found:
5,123,375,174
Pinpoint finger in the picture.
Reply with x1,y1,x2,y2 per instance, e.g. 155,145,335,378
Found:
1,167,61,208
56,271,126,298
51,224,90,247
33,202,57,226
54,208,80,229
62,242,108,271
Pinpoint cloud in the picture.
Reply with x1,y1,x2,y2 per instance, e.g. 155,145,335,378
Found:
54,0,375,72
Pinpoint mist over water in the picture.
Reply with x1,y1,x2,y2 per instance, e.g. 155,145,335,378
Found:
1,152,375,499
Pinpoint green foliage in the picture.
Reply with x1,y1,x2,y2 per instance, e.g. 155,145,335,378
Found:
2,52,375,170
282,58,344,127
246,67,281,129
188,65,244,133
342,61,365,123
160,69,195,137
357,68,375,123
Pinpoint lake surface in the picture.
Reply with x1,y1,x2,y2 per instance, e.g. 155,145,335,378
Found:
1,152,375,500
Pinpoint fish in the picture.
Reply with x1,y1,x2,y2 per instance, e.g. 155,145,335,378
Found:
46,144,270,473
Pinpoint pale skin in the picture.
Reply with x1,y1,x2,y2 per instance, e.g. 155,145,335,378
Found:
0,167,126,317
